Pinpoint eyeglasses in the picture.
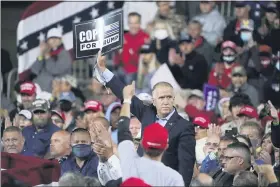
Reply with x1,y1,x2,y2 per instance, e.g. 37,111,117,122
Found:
33,110,47,115
3,138,19,144
205,142,219,147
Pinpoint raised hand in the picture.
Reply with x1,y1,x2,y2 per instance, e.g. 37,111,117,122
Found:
90,122,114,160
207,123,221,137
96,50,107,72
4,116,12,129
123,81,135,100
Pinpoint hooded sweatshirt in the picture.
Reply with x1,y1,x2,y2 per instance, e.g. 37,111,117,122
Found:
105,102,122,144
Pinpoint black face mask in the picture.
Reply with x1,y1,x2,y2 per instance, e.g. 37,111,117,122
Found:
60,101,72,112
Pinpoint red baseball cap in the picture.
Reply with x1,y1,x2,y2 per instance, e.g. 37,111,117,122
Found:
222,40,237,51
20,82,36,96
142,123,168,150
51,110,66,122
237,105,258,119
193,114,210,129
84,100,103,112
121,177,151,187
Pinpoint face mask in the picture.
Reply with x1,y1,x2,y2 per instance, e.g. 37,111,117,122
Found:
60,101,72,112
276,61,280,71
154,29,168,40
240,32,252,42
33,117,48,128
72,144,92,160
223,55,236,64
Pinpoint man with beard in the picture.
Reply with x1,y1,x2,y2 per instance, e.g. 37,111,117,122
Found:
22,99,60,157
9,82,37,120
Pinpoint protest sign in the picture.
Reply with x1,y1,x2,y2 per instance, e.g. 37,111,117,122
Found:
150,64,182,91
203,84,219,111
73,9,123,59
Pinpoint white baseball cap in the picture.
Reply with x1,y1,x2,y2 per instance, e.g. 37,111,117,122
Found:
18,110,32,120
47,28,62,39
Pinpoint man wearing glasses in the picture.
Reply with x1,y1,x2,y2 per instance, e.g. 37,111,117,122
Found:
211,142,252,186
22,99,60,157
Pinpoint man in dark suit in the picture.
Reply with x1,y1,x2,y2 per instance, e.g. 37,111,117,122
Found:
94,52,195,186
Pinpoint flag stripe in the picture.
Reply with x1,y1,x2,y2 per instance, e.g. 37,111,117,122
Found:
17,1,100,41
21,1,62,19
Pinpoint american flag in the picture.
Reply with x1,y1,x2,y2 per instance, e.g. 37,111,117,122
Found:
17,1,124,81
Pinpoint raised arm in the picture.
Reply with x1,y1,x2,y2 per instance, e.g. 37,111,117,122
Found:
96,51,148,120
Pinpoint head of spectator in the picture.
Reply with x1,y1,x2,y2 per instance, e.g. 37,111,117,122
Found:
18,110,32,129
89,78,103,96
137,45,159,90
130,116,141,138
58,172,87,187
51,110,65,128
218,97,231,120
20,82,36,110
221,40,238,66
105,102,121,130
203,134,220,155
190,173,214,187
99,87,117,110
264,2,279,25
187,89,205,111
218,135,238,164
156,1,171,18
128,12,141,35
59,92,76,113
50,130,71,160
142,123,169,161
121,177,151,187
88,117,110,134
70,128,93,161
188,20,203,40
152,82,175,118
61,75,77,92
240,121,263,148
179,34,194,55
237,105,258,125
223,142,251,175
229,93,253,118
31,99,51,129
199,1,216,14
193,114,209,140
231,66,248,91
152,20,175,41
137,93,153,105
234,1,250,20
46,27,62,49
239,19,254,43
259,45,273,75
84,176,101,187
2,126,25,154
232,171,258,187
84,100,104,125
261,133,273,155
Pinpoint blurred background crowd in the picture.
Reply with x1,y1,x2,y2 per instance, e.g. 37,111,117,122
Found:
1,1,280,187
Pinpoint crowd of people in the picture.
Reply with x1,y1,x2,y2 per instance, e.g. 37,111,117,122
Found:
1,1,280,187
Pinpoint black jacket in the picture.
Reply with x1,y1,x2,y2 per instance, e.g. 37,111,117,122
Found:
106,76,196,187
169,51,208,90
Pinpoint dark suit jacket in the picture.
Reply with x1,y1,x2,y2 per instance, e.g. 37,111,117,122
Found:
107,76,196,186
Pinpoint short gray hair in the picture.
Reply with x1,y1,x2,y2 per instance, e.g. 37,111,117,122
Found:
84,176,101,187
233,171,258,187
58,172,86,186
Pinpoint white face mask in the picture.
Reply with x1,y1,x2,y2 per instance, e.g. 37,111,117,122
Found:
223,55,235,63
276,61,280,71
154,29,168,40
240,31,252,42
